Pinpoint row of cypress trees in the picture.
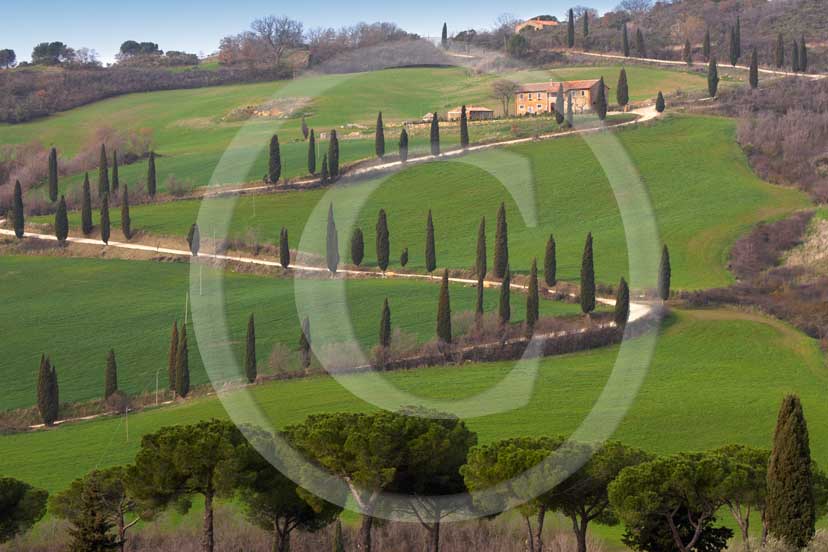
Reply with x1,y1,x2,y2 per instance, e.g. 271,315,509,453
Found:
270,128,340,185
166,320,190,398
46,146,156,203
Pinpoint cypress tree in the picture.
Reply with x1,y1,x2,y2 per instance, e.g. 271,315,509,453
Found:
749,48,759,89
301,116,309,140
320,154,329,184
729,26,739,67
379,298,391,348
703,28,711,62
55,196,69,244
245,313,256,384
175,325,190,398
494,202,508,279
566,92,574,127
268,134,281,184
400,247,409,267
800,37,808,72
48,147,58,202
187,223,200,256
111,149,119,192
37,355,59,426
121,185,131,240
376,209,390,272
596,77,608,121
98,144,109,198
436,269,452,343
499,268,511,325
776,33,785,68
280,227,290,268
100,192,110,245
299,317,312,370
375,112,385,158
544,234,556,287
615,277,630,326
635,28,646,58
622,24,630,57
350,228,365,266
476,217,487,278
555,84,565,125
326,203,339,274
147,151,156,197
580,233,596,315
328,130,340,178
430,113,440,156
616,68,629,110
81,173,93,235
12,180,24,238
792,41,800,73
168,321,178,391
425,210,437,273
441,23,448,49
708,57,720,98
735,15,742,59
655,91,666,113
104,349,118,399
683,39,692,65
526,259,539,329
308,129,316,174
658,244,671,301
767,394,815,549
459,105,469,149
475,273,485,319
583,12,590,40
567,9,575,48
333,519,345,552
399,128,409,163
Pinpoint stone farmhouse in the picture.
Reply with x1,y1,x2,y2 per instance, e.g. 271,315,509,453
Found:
514,17,561,33
447,106,495,121
515,79,609,116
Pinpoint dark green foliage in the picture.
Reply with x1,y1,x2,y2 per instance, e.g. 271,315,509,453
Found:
268,134,281,184
729,26,739,66
98,144,109,198
430,113,440,156
245,314,256,383
703,28,711,61
622,24,630,57
494,202,508,279
526,260,539,329
800,37,808,72
499,268,511,325
12,180,24,238
326,203,339,274
567,9,575,48
615,277,630,326
792,41,800,72
111,150,119,192
328,130,340,178
376,209,390,272
776,33,785,68
658,244,671,300
459,105,469,148
436,269,452,343
476,217,487,278
147,151,156,197
656,91,665,113
583,12,590,40
508,35,530,59
425,209,437,273
351,228,364,266
767,394,815,548
617,68,629,109
544,234,556,287
596,77,608,120
167,321,178,391
379,298,391,348
301,116,309,140
175,325,189,397
621,508,732,552
441,23,448,48
48,147,58,202
566,92,574,127
308,129,316,174
104,349,117,399
750,48,759,89
399,128,409,162
280,227,290,268
735,16,741,59
299,317,312,369
67,476,117,552
55,196,69,244
400,247,408,267
320,154,329,184
708,57,720,98
187,223,200,256
0,477,48,543
635,28,646,57
683,40,692,65
555,84,565,125
121,185,131,240
81,173,93,235
100,192,110,244
36,355,59,426
580,233,596,314
375,112,385,158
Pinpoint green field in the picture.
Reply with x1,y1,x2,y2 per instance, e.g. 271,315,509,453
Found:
0,255,584,411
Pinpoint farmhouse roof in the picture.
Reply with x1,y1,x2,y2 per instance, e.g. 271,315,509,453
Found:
516,79,608,93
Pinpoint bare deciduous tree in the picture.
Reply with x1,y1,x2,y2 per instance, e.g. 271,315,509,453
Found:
250,15,304,65
491,79,520,116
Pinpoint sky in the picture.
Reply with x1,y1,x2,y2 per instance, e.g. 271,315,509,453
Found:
1,0,619,64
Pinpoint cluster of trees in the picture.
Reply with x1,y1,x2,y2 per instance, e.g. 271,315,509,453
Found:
0,49,15,69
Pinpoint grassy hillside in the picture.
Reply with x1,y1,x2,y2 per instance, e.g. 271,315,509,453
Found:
0,255,582,411
2,308,826,496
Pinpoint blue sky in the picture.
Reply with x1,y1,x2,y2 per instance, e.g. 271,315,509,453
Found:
1,0,618,63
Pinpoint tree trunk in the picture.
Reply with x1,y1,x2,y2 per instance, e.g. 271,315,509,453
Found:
429,521,441,552
359,514,374,552
273,520,291,552
571,514,588,552
117,513,125,552
525,516,535,552
534,506,546,552
203,490,215,552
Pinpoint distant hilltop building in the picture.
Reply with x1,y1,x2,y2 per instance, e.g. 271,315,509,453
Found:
515,16,560,33
515,79,609,116
447,106,494,121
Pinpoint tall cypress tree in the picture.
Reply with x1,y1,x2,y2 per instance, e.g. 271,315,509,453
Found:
683,39,693,65
37,355,59,426
121,185,131,240
622,24,630,57
147,151,157,197
48,147,58,202
175,325,190,398
187,223,200,256
526,259,539,330
308,130,316,175
55,196,68,244
351,227,365,266
301,116,309,140
635,28,646,58
430,113,440,156
268,134,281,184
328,130,340,178
583,12,590,40
749,48,759,89
566,92,574,127
436,269,452,343
376,209,390,272
98,144,109,198
12,180,24,238
100,192,110,245
425,210,437,273
792,41,800,72
555,84,565,125
459,105,469,149
81,173,93,235
379,298,391,348
567,9,575,48
245,313,256,384
111,149,119,192
476,273,485,319
596,77,608,120
441,23,448,49
399,128,409,163
104,349,118,399
656,91,666,113
168,321,178,391
299,317,312,370
580,233,596,315
767,394,815,549
320,154,329,184
476,217,487,278
800,37,808,72
729,26,739,67
616,68,629,110
658,244,671,301
775,33,785,68
615,277,630,326
703,28,711,62
544,234,556,287
735,15,742,59
280,227,290,268
326,203,339,274
494,202,508,279
499,268,511,325
375,112,385,158
708,57,720,98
